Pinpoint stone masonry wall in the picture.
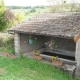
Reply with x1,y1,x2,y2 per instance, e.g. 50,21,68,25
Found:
14,33,75,57
44,36,75,52
14,33,20,56
75,39,80,76
44,36,75,57
20,33,44,53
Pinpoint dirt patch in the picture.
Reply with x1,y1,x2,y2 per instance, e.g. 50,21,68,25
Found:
2,52,15,58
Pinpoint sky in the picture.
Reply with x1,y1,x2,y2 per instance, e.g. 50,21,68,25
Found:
4,0,49,6
4,0,80,6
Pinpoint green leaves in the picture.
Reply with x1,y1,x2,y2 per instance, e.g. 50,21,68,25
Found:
52,41,57,48
27,35,37,44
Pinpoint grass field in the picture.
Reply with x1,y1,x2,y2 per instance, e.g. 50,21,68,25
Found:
0,56,79,80
11,8,49,21
24,13,38,20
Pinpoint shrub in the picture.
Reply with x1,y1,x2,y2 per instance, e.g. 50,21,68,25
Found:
0,37,5,47
0,0,16,32
0,33,15,55
15,13,24,23
30,8,36,13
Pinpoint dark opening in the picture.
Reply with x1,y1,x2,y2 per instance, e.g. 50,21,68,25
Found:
41,52,75,61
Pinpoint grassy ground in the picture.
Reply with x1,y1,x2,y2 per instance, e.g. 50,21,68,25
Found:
0,56,79,80
24,13,38,20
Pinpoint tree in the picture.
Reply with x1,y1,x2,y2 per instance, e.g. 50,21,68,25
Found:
15,13,24,23
30,8,36,13
0,0,6,31
4,9,16,28
0,0,5,12
0,0,23,32
0,0,15,31
47,0,61,12
48,0,80,12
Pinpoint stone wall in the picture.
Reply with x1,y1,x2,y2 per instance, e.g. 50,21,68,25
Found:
75,39,80,76
20,33,44,53
44,36,75,52
19,34,76,56
14,33,20,56
14,33,76,57
44,36,75,57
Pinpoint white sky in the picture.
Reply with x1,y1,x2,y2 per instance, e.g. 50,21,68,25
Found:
4,0,80,6
4,0,49,6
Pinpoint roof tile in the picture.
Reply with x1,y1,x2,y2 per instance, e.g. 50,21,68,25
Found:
9,12,80,38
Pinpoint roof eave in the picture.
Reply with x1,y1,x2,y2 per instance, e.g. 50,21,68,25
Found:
8,29,74,40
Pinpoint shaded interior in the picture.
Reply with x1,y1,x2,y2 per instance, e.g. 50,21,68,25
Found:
41,52,75,61
20,34,76,61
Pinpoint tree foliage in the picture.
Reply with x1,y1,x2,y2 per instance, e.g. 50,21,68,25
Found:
0,0,6,31
48,0,80,12
15,13,24,23
0,0,5,11
6,6,46,9
3,9,16,29
30,8,36,13
0,0,23,32
0,8,15,31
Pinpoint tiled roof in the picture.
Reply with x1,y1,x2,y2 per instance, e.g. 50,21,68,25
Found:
9,12,80,38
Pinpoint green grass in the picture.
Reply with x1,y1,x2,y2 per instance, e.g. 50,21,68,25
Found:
0,56,79,80
0,42,15,55
24,13,38,20
11,8,49,21
0,46,15,55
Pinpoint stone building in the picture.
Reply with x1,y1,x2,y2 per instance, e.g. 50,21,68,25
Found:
9,12,80,76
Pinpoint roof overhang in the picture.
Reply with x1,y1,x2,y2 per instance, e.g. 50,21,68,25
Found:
8,29,74,40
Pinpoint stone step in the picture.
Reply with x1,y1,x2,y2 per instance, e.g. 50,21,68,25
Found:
61,64,76,77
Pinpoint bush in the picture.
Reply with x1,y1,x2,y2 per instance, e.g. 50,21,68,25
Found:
15,13,24,23
0,1,23,32
0,33,15,55
6,36,14,45
0,0,16,32
0,37,5,47
30,8,36,13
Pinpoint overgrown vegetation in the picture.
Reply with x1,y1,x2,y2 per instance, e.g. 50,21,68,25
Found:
0,33,15,55
0,56,79,80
